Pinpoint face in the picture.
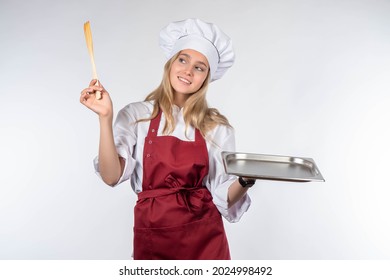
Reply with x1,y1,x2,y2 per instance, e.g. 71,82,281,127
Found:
169,49,209,105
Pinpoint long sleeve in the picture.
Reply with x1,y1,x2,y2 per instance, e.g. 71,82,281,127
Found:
205,125,251,223
93,102,152,188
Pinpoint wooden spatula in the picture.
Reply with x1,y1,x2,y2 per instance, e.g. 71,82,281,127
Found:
83,21,102,100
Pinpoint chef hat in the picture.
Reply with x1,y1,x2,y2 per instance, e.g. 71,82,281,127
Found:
159,18,235,82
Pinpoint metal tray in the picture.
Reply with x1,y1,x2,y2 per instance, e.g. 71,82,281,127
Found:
222,151,325,182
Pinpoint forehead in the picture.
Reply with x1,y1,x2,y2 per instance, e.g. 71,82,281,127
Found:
179,49,209,66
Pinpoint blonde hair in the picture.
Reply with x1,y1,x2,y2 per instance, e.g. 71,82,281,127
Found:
141,53,232,137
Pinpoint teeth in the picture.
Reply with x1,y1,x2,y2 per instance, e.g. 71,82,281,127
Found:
178,77,191,84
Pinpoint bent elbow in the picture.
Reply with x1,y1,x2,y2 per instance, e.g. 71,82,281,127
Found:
102,176,120,187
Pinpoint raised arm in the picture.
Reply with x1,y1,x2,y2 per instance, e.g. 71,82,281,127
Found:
80,79,124,186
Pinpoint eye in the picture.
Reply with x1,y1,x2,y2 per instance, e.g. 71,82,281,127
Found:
195,66,205,72
178,57,186,64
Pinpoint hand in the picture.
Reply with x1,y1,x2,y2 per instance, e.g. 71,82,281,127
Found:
80,79,113,119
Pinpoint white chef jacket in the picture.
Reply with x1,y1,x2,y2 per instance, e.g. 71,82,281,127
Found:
94,101,251,223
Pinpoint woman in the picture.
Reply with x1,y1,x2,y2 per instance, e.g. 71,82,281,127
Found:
80,18,254,260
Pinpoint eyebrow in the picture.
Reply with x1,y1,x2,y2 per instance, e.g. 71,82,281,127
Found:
179,53,209,68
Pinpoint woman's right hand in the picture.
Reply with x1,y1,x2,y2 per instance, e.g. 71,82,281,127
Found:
80,79,113,119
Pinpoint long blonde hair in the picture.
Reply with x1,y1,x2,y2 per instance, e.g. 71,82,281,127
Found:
141,53,232,137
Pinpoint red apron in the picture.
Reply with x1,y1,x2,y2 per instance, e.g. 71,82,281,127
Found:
133,110,230,260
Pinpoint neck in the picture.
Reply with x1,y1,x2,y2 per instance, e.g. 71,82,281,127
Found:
173,93,189,108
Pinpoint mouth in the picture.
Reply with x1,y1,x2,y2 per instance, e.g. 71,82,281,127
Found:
178,76,192,85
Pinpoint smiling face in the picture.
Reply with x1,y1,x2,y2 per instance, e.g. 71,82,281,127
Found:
169,49,210,106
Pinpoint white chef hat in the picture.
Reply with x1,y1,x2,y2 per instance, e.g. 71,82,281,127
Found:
159,18,235,82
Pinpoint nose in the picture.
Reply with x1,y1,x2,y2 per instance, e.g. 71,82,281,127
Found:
183,65,193,77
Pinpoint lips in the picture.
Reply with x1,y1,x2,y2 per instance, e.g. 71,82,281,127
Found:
178,76,192,85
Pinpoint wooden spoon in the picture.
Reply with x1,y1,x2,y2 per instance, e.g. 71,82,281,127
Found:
83,21,102,100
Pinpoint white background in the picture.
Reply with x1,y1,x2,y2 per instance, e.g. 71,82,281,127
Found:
1,0,389,260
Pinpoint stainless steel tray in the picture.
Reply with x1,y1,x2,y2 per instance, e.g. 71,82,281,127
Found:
222,151,325,182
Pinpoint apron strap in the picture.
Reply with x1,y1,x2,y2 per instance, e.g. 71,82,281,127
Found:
147,110,162,138
147,109,204,143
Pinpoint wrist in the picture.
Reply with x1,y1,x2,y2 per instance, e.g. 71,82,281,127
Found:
99,114,113,124
238,176,256,188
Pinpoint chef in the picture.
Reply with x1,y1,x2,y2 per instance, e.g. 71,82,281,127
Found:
80,18,254,260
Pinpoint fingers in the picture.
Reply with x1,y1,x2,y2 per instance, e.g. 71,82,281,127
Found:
80,89,94,104
88,80,104,92
89,79,106,90
80,82,104,96
80,80,109,107
89,79,98,86
80,86,98,103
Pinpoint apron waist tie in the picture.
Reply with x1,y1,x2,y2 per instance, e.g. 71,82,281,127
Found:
138,175,208,213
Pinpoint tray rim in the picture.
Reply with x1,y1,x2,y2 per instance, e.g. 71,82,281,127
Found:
222,151,325,182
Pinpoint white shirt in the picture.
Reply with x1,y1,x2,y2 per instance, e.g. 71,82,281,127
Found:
94,101,251,222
